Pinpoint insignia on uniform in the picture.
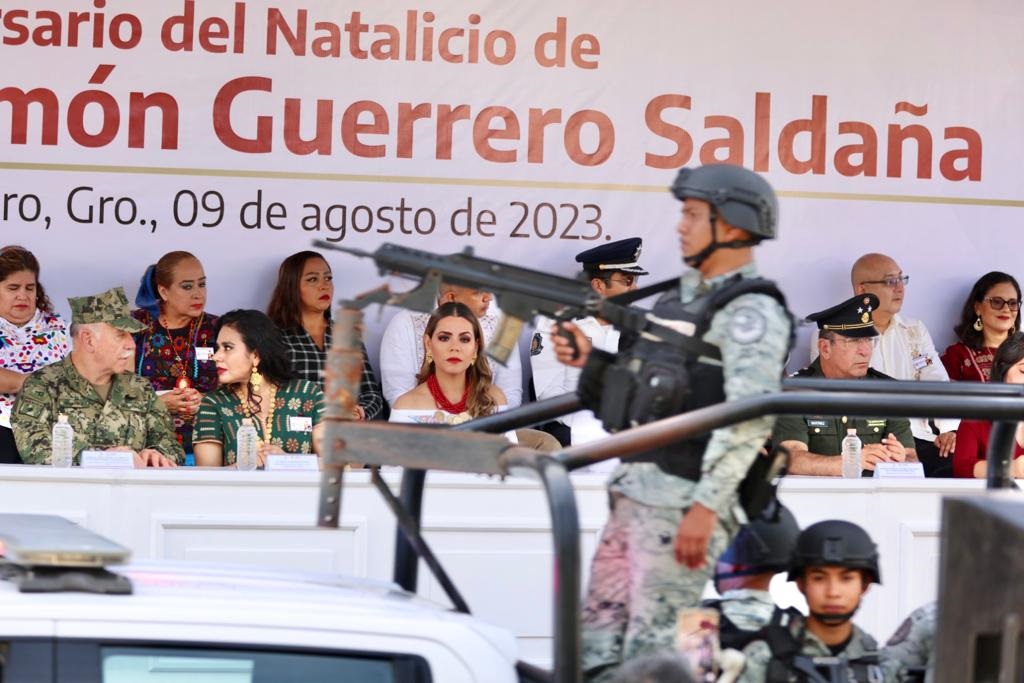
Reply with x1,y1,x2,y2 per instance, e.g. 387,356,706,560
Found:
729,306,767,344
886,616,913,646
530,332,544,356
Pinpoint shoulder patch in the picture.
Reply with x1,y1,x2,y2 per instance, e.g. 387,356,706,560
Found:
728,306,767,345
530,332,544,356
886,616,913,646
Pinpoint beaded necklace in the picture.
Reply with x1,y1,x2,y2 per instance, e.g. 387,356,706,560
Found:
236,383,278,444
137,311,203,388
426,373,469,414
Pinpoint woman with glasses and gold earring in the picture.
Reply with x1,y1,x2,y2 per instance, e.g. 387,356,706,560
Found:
942,271,1022,382
193,310,324,467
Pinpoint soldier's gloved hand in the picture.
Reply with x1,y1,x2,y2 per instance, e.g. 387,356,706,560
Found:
675,502,717,569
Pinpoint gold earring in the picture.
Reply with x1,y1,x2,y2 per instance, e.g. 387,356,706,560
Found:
250,365,263,389
973,316,984,332
425,352,433,364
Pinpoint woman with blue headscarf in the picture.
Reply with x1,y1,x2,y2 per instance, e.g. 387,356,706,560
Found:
133,251,220,459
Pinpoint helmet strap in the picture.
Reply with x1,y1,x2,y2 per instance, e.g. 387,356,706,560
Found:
809,602,860,627
682,207,760,269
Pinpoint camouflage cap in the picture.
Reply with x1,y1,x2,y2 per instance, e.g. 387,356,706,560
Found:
69,287,146,333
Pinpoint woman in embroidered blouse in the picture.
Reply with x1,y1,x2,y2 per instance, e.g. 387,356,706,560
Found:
941,271,1021,382
0,245,70,463
193,309,324,467
391,302,506,422
133,251,219,455
267,250,383,420
952,332,1024,478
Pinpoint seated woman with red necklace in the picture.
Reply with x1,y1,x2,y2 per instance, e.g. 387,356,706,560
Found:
952,332,1024,478
133,251,219,458
193,310,324,467
390,302,505,424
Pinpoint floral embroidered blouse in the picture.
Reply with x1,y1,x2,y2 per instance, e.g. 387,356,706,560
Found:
0,309,70,428
193,379,324,465
132,309,220,451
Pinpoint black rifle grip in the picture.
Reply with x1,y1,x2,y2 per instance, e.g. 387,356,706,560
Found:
555,322,580,361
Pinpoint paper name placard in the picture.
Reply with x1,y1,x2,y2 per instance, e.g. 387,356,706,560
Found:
873,462,925,479
80,450,135,469
265,454,319,472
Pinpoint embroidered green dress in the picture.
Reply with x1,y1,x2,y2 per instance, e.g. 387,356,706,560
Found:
194,379,324,465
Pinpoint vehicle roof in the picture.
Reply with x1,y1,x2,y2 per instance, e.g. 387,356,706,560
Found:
0,560,517,660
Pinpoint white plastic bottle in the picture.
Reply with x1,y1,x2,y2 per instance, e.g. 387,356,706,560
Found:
236,418,259,471
841,428,862,479
51,414,74,468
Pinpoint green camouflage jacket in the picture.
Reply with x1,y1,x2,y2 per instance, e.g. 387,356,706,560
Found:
12,356,183,464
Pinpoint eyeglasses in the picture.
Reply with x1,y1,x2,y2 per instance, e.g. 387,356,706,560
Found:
859,275,909,289
985,296,1021,311
607,274,638,288
828,336,878,349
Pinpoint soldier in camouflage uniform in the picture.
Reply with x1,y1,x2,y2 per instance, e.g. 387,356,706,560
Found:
552,164,793,681
739,521,893,683
12,287,182,467
881,602,935,682
706,504,801,645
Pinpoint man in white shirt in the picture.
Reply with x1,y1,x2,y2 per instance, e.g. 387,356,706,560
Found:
811,252,957,476
530,238,648,445
378,283,523,408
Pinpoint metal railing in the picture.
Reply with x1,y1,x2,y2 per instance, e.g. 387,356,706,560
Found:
349,379,1024,683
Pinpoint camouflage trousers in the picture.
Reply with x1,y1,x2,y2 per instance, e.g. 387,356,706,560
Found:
581,493,732,683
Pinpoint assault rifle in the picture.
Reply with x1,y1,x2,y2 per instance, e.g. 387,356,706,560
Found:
314,240,687,365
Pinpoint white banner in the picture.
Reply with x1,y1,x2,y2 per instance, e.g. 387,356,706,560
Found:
1,0,1022,364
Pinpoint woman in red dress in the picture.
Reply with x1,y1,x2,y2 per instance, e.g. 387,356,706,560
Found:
952,332,1024,478
941,271,1021,382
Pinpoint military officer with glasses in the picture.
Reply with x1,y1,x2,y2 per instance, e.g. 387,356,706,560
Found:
811,253,958,477
530,238,648,446
776,293,917,476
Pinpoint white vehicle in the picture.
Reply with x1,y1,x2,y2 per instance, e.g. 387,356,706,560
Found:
0,514,520,683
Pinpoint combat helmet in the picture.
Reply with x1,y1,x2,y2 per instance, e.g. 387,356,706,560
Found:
715,504,800,581
788,520,881,584
671,163,778,240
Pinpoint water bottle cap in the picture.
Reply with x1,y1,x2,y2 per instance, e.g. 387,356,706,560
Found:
846,428,856,435
241,417,253,426
57,414,69,423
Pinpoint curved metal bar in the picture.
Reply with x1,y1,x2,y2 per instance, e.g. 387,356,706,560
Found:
783,377,1024,397
452,394,583,434
534,455,582,683
986,421,1017,489
558,390,1024,473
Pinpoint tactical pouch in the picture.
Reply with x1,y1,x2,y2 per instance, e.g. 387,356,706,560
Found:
738,445,789,519
597,363,636,432
627,358,689,427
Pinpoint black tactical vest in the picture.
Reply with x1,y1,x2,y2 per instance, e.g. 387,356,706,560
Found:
596,274,789,481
